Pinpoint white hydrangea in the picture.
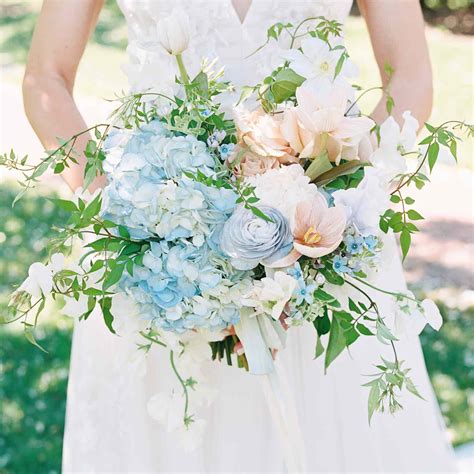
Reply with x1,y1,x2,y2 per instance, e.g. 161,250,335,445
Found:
246,164,321,221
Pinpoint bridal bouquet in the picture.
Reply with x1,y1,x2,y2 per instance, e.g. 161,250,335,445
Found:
2,10,472,445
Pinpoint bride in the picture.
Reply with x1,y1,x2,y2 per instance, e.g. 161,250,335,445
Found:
23,0,456,472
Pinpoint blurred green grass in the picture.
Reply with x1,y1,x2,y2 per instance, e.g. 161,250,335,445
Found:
0,2,473,472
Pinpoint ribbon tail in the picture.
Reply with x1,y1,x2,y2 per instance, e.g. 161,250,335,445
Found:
257,314,287,350
262,364,307,473
234,309,274,375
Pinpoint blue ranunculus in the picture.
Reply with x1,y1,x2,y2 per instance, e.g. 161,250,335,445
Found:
220,205,293,270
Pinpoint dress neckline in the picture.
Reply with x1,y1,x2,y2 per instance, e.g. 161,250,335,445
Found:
230,0,254,25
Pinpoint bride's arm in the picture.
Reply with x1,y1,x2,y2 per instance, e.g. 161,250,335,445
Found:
357,0,433,125
23,0,105,191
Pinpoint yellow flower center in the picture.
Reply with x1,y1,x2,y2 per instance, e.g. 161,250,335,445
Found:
303,226,322,245
320,61,330,73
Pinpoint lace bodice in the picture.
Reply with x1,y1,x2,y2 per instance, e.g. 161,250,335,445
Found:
117,0,353,93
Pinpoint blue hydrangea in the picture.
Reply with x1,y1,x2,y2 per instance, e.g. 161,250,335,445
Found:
119,240,250,332
102,120,235,240
100,120,252,332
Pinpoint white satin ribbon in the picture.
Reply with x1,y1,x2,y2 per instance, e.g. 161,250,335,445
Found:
234,311,307,472
262,365,308,473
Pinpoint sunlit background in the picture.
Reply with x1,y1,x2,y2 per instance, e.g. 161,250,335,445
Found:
0,1,473,472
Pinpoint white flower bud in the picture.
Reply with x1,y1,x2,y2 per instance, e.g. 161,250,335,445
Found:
157,8,190,55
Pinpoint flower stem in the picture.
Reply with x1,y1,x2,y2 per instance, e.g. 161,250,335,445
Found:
175,54,190,88
169,350,192,426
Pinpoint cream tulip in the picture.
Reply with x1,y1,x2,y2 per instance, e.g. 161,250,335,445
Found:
157,8,190,55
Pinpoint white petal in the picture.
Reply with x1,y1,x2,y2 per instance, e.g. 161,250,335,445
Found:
400,111,419,151
422,299,443,331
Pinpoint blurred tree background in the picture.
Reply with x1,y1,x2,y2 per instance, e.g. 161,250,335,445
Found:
0,0,473,472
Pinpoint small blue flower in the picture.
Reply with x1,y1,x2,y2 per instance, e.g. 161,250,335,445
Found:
200,108,211,117
287,262,303,280
363,235,378,252
333,255,350,274
294,279,317,306
219,143,235,160
345,235,364,254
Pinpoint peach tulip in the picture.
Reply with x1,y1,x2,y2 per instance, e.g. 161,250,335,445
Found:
270,194,347,268
292,196,346,259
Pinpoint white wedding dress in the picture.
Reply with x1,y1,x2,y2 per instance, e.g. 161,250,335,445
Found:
62,1,457,472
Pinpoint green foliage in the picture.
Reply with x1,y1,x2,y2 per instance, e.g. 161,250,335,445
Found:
0,0,126,65
0,185,71,473
0,324,71,473
0,187,69,309
420,301,474,446
422,0,472,10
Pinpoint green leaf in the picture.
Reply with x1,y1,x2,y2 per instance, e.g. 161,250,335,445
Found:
404,196,415,205
305,152,332,181
270,68,305,103
24,324,48,353
99,297,116,334
425,122,436,133
390,194,401,204
83,164,97,190
334,51,347,78
405,377,425,400
51,198,78,213
449,140,458,162
84,140,97,157
419,136,433,145
324,313,346,370
388,212,403,227
314,288,337,303
103,263,125,290
368,382,380,424
314,334,325,359
126,258,135,276
356,323,374,336
379,217,389,234
427,141,440,172
118,225,131,239
54,162,65,174
400,228,411,261
386,95,394,115
249,206,273,222
82,193,102,220
313,311,331,336
86,237,109,251
313,161,369,186
376,320,397,344
348,298,361,314
191,71,209,99
407,209,424,221
320,267,344,286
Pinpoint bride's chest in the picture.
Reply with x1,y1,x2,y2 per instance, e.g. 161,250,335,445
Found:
118,0,353,40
